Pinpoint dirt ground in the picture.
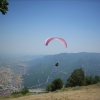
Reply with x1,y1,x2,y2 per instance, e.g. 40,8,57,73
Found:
1,84,100,100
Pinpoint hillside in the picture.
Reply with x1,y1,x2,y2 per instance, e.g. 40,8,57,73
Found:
1,83,100,100
0,52,100,90
22,52,100,88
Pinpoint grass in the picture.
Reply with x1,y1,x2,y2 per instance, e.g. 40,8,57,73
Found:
72,86,81,90
0,83,100,100
96,82,100,87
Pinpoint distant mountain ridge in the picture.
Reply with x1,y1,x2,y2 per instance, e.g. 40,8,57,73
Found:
22,52,100,88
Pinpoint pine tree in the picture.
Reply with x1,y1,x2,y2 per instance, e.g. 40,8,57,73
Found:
0,0,9,15
51,78,63,91
65,68,86,87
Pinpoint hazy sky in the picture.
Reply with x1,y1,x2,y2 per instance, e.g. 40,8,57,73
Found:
0,0,100,55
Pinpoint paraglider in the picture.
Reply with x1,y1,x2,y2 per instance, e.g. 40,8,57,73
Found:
45,37,67,47
45,37,67,68
55,62,59,66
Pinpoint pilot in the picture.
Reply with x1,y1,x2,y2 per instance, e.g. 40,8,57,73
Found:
55,63,59,66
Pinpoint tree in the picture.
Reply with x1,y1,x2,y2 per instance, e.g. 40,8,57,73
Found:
85,76,91,85
20,87,29,95
46,84,52,92
51,78,63,91
85,75,100,85
0,0,9,15
65,68,86,87
94,76,100,84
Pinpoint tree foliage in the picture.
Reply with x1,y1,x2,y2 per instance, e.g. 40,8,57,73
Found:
0,0,9,15
85,75,100,85
11,87,29,96
21,87,29,95
46,78,63,91
51,78,63,91
11,87,29,98
46,84,52,92
65,68,86,87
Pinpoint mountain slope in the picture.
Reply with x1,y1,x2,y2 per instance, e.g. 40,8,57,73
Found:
22,52,100,88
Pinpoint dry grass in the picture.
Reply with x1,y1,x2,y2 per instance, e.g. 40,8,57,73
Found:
0,83,100,100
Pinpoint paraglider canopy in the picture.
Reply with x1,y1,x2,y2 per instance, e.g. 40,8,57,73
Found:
45,37,67,47
45,37,67,67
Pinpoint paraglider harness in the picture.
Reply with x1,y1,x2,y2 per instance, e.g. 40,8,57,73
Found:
55,62,59,66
